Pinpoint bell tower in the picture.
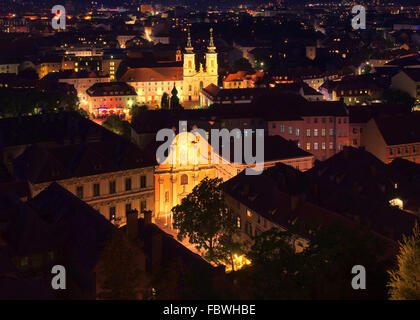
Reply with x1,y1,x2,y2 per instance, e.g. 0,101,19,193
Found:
205,28,218,76
183,30,196,77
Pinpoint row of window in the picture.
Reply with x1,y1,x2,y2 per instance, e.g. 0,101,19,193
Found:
93,97,134,102
109,200,147,221
76,175,147,199
275,125,347,138
303,142,344,151
389,146,417,157
305,117,347,124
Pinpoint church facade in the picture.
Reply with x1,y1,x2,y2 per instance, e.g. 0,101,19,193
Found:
119,30,218,109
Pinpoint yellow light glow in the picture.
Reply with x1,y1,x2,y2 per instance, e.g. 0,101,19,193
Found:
225,254,251,273
389,198,403,209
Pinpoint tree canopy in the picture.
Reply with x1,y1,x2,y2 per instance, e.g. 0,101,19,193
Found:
102,114,131,139
233,222,391,299
97,230,146,300
381,89,416,112
388,223,420,300
171,177,243,270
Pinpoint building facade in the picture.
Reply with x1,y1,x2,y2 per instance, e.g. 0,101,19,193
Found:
120,30,218,108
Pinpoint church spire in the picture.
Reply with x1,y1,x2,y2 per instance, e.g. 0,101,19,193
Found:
186,29,193,53
207,28,216,53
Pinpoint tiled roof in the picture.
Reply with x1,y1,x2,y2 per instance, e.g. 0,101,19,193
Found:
86,82,137,97
119,66,183,82
402,68,420,82
14,139,154,184
305,147,420,241
215,134,313,164
0,111,113,148
374,113,420,146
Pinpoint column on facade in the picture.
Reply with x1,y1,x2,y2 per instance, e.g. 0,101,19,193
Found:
170,174,177,229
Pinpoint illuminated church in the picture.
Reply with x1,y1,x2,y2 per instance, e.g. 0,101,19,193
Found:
119,30,218,108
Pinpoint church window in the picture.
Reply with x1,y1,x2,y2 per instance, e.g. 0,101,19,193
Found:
181,174,188,185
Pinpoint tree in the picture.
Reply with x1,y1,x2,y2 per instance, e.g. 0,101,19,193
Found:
382,89,416,112
130,104,148,120
388,223,420,300
161,92,170,110
232,58,254,73
172,178,242,269
233,222,391,299
76,107,89,118
97,230,146,299
102,114,131,139
170,85,183,112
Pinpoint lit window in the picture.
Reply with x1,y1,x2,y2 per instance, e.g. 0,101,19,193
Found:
237,216,241,228
306,143,311,150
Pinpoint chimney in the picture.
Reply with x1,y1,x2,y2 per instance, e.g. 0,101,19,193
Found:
126,209,139,241
291,195,299,212
151,233,163,267
143,210,152,225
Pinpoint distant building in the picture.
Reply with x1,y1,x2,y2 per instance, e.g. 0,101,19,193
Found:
119,30,218,108
267,101,350,160
0,183,114,299
86,82,137,116
57,71,110,110
200,83,322,107
363,113,420,164
391,68,420,105
222,71,264,89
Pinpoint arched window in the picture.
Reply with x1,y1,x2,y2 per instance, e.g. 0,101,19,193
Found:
181,174,188,185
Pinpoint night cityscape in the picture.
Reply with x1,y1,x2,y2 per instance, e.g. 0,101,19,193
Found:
0,0,419,307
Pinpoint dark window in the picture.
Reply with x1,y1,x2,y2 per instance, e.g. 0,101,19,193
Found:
140,175,146,188
76,186,84,198
140,200,146,213
109,207,116,221
93,184,100,197
125,178,132,191
245,221,253,237
125,203,132,214
181,174,188,185
109,181,116,194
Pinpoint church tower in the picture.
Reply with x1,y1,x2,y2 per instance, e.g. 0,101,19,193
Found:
205,28,218,76
183,30,196,77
